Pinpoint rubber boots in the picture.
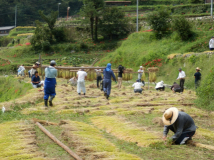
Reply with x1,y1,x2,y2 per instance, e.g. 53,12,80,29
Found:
49,95,55,106
44,100,48,107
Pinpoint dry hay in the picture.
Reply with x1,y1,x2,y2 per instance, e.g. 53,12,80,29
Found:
60,121,141,160
21,107,49,115
197,128,214,139
91,116,161,147
0,121,45,159
152,117,164,127
88,83,97,88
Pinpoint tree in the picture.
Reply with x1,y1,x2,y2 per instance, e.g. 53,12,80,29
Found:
147,9,171,39
31,11,66,51
172,16,193,41
80,0,104,41
99,7,130,40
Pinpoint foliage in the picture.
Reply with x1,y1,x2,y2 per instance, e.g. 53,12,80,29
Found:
99,7,132,40
188,0,203,4
196,66,214,110
147,9,171,39
172,16,193,41
31,11,66,52
80,0,104,41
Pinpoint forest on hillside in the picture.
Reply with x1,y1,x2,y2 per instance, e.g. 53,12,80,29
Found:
0,0,82,26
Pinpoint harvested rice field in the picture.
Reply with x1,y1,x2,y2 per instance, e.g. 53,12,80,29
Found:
1,78,214,160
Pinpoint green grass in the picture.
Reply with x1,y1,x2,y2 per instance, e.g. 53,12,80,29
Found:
96,30,213,69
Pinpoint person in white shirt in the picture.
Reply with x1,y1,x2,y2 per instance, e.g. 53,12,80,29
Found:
132,79,144,93
177,68,186,92
30,65,37,77
69,77,77,86
77,69,87,95
18,65,25,77
155,80,165,91
138,66,145,85
209,37,214,50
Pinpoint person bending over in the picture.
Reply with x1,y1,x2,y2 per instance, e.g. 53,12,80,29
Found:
171,82,182,93
155,80,165,91
162,107,196,145
132,79,143,94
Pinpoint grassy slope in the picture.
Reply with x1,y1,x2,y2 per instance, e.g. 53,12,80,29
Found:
96,30,212,70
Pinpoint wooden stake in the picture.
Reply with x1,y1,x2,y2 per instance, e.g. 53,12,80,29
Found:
35,122,82,160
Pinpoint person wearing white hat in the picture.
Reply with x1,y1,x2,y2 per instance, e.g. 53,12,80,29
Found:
162,107,197,145
155,80,165,91
194,67,201,89
44,60,57,107
138,66,145,85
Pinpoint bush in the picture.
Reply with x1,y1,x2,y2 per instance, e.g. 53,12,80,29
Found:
172,16,193,41
196,66,214,110
147,9,171,39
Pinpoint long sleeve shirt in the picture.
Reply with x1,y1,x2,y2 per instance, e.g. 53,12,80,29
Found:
163,112,197,141
95,69,102,76
30,68,37,76
155,81,164,89
103,69,116,81
177,71,186,79
45,66,57,78
132,82,143,89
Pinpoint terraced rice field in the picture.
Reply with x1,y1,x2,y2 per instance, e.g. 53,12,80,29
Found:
1,78,214,160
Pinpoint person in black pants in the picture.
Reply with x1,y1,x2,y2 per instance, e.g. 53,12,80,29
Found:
194,67,201,89
95,67,102,88
176,68,186,92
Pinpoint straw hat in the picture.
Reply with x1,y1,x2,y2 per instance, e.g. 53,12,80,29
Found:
162,107,179,126
196,67,201,71
36,61,40,65
32,65,36,68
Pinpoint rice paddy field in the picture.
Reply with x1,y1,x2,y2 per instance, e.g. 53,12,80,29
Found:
1,77,214,160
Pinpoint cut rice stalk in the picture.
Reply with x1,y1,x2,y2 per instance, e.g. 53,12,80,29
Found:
91,116,161,147
61,121,141,160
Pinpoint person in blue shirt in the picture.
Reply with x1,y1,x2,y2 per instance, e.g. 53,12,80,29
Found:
44,60,57,107
31,71,42,88
103,63,117,99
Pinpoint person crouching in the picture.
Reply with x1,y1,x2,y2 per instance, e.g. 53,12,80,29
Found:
32,71,43,88
132,79,143,94
171,82,182,93
44,60,57,107
155,80,165,91
162,107,196,145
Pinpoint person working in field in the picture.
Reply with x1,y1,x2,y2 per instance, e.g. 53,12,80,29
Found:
118,65,125,89
194,67,201,89
155,80,165,91
69,77,77,86
171,82,182,93
31,71,44,88
35,61,40,68
17,64,25,77
30,65,37,78
77,69,87,95
177,68,186,92
209,36,214,50
162,107,196,145
44,60,57,107
95,66,102,88
138,66,145,85
132,79,143,93
103,63,117,99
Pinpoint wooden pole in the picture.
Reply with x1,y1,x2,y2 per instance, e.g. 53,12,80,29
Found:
35,122,82,160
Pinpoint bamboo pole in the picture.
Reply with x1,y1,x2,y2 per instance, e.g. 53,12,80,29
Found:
35,122,82,160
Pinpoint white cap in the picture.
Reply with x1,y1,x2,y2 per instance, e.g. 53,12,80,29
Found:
140,66,143,68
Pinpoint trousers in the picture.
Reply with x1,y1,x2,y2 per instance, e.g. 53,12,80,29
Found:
77,80,86,93
44,78,56,100
168,125,195,145
118,77,122,88
103,79,112,96
96,76,102,87
134,88,143,93
156,86,165,91
180,79,185,92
